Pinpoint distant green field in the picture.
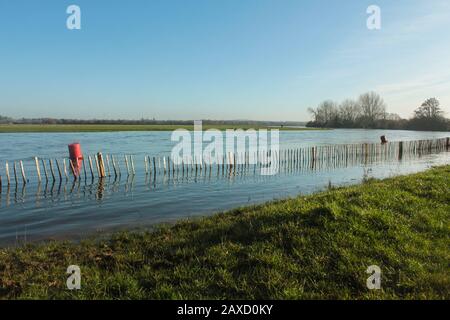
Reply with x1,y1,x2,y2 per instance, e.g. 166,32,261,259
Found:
0,124,324,133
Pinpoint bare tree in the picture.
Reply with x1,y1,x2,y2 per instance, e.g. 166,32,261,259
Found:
358,92,386,126
385,113,402,121
313,100,339,125
414,98,444,119
339,99,361,124
306,92,448,131
307,107,318,121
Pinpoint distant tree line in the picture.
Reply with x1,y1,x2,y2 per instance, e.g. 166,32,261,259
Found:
0,115,13,124
0,116,305,127
306,92,449,131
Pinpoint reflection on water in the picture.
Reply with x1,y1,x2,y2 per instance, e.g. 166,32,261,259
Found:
0,129,449,247
0,151,448,247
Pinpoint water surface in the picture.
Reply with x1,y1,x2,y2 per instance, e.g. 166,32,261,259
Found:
0,129,448,247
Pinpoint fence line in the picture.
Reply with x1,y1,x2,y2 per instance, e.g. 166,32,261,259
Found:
0,137,449,190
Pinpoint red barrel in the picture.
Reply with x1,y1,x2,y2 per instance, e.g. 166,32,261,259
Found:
68,143,83,175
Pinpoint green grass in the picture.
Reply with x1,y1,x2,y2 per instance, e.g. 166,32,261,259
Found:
1,166,449,299
0,124,325,133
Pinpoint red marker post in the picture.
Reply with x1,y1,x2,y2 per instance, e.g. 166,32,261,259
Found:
68,143,83,177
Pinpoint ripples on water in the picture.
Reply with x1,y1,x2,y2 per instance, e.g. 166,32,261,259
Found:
0,129,449,246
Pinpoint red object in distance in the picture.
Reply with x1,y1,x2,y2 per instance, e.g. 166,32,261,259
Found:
68,143,83,176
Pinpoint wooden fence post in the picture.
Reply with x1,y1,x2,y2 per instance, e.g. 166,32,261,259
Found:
63,159,69,180
82,157,87,180
105,154,111,177
35,157,41,182
88,156,95,179
130,155,136,175
97,153,106,178
55,159,63,181
124,155,130,175
13,162,18,184
69,160,78,180
20,161,27,184
95,155,101,178
111,155,118,178
41,159,48,181
48,159,56,181
5,161,10,185
399,141,404,160
144,156,148,174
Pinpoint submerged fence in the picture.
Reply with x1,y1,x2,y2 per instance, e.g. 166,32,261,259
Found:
0,137,449,189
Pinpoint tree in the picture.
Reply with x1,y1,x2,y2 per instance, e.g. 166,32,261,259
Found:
385,113,402,121
306,92,448,131
339,99,361,125
408,98,448,131
358,92,386,127
414,98,443,119
308,100,339,127
0,115,12,124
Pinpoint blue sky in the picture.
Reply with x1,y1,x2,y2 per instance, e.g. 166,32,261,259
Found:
0,0,449,121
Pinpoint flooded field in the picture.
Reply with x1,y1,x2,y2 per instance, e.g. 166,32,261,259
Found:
0,129,448,246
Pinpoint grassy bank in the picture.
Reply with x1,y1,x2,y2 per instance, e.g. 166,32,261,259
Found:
1,166,449,299
0,124,325,133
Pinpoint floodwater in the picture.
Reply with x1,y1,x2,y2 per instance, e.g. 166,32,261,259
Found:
0,129,448,247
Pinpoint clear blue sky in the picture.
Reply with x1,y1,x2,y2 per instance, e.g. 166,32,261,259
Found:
1,0,449,121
